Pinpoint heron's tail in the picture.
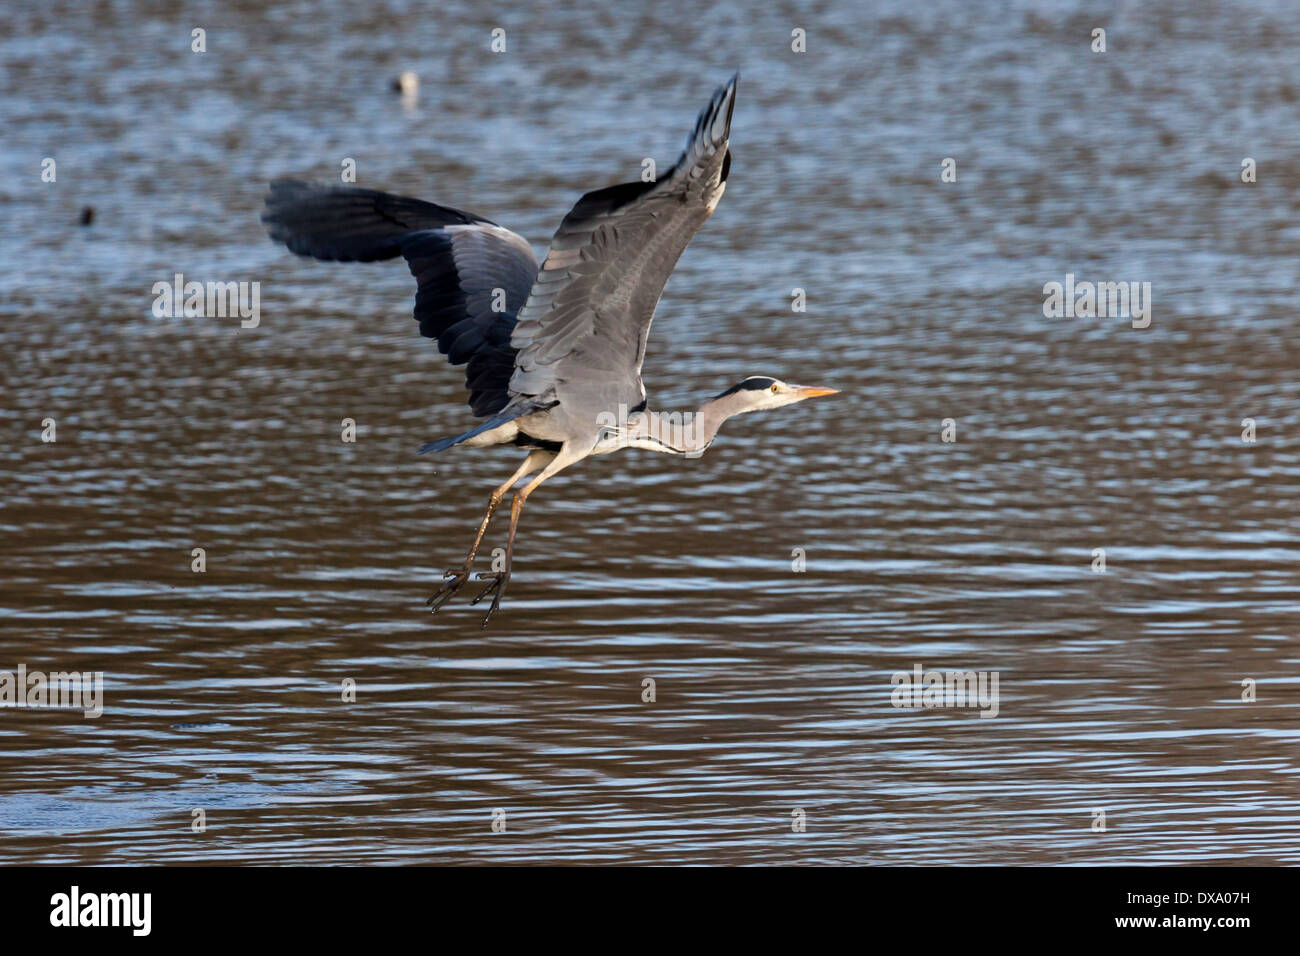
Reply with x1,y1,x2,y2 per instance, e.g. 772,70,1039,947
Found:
418,399,557,455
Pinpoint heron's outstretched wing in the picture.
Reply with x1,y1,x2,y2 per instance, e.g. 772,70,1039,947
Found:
507,74,737,408
262,181,538,417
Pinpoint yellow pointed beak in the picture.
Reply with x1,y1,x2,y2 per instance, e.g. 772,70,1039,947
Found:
791,385,839,399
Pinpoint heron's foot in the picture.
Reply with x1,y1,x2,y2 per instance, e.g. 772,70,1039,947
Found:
427,564,473,612
470,570,511,628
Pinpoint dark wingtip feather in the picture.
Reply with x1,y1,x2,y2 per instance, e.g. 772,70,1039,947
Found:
724,71,739,126
260,181,486,263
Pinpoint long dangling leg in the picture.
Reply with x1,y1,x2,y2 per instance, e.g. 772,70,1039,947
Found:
471,443,586,627
427,450,554,612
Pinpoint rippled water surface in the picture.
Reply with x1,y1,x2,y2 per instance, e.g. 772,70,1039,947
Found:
2,0,1298,864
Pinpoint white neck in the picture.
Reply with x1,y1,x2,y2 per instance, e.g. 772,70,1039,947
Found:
618,391,753,457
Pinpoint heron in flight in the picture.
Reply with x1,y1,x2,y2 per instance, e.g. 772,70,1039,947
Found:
262,74,837,625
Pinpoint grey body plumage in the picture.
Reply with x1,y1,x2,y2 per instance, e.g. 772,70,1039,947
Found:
261,74,837,625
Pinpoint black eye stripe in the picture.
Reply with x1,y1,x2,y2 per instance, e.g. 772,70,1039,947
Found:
713,377,779,399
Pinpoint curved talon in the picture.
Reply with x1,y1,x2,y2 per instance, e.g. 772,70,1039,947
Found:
468,572,498,605
427,567,471,612
470,571,510,627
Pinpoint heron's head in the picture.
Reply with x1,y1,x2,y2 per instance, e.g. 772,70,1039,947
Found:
714,376,839,414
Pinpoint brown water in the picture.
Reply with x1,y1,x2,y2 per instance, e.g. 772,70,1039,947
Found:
1,0,1298,864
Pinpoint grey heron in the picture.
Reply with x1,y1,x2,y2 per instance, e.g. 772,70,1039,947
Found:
262,74,838,625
